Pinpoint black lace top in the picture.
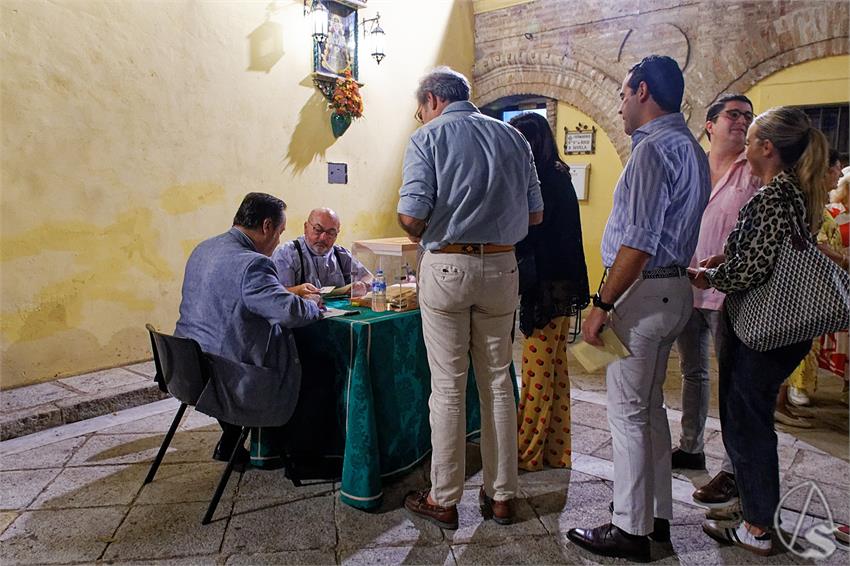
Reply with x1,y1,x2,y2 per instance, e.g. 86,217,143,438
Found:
516,163,590,337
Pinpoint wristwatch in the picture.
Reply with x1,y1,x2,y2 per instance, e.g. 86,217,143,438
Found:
592,293,615,312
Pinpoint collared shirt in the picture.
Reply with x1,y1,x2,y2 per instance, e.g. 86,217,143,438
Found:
706,170,808,294
272,236,371,288
397,100,544,251
175,227,320,368
691,151,761,310
600,113,710,270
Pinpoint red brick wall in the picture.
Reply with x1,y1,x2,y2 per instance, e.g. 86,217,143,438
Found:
474,0,849,159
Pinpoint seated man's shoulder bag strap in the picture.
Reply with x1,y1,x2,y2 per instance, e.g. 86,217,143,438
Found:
293,239,306,286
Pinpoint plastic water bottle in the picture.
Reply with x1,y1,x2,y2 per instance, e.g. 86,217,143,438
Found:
372,269,387,312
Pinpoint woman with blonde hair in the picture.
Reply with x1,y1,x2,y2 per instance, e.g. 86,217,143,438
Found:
689,107,829,556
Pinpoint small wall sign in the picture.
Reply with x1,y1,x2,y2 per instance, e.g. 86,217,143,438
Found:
567,163,590,201
564,123,596,155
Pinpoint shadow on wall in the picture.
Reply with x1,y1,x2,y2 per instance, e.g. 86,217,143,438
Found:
284,85,336,174
247,19,284,73
435,0,473,76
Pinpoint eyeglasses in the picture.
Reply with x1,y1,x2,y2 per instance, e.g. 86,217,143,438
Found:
720,109,755,124
308,222,339,238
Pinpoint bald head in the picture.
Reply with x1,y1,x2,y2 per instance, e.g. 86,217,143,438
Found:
304,207,341,255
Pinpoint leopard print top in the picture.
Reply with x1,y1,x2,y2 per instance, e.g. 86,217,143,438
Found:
706,169,809,294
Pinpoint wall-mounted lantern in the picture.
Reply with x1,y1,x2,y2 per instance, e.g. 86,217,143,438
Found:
361,12,385,65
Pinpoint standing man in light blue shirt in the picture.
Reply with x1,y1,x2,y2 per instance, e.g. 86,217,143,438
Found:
398,67,543,530
568,56,710,563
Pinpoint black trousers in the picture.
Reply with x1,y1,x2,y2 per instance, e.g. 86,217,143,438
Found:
217,420,244,452
717,307,810,529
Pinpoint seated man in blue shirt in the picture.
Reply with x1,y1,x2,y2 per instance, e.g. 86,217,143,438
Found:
272,208,372,299
175,192,322,468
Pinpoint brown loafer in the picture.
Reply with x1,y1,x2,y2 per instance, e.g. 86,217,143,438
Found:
693,471,738,508
404,489,458,530
479,487,515,525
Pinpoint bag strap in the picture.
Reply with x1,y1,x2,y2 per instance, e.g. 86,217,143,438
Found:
293,239,306,285
782,201,811,251
333,246,352,285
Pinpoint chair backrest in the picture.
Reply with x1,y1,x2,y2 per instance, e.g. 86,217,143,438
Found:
145,323,209,405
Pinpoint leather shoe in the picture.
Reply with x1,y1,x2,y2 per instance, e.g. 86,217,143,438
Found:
567,522,650,563
479,487,514,525
671,448,706,470
693,471,738,507
607,501,670,542
213,442,250,473
404,489,458,530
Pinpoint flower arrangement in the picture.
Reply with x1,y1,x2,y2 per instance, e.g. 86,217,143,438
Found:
329,69,363,119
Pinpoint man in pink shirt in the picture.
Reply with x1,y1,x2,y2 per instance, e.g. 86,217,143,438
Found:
672,94,761,507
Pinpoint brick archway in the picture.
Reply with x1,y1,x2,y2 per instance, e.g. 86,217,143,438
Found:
474,55,629,158
474,37,847,162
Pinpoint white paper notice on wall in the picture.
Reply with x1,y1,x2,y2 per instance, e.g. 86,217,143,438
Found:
568,163,590,201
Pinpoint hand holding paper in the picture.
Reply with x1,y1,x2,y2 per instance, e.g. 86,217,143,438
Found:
569,327,631,372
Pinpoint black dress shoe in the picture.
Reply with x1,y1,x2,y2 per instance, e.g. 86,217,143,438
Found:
671,448,706,470
213,442,250,473
567,522,650,563
607,501,670,543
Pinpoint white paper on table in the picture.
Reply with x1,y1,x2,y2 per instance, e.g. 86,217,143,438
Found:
320,307,358,319
320,284,352,297
569,327,631,372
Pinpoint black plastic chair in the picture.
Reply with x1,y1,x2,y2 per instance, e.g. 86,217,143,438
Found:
143,324,249,525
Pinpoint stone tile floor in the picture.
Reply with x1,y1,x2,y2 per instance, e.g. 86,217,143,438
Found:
1,347,848,565
0,362,165,440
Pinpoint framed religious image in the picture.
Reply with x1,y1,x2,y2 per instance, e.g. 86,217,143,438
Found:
313,0,366,82
564,123,596,155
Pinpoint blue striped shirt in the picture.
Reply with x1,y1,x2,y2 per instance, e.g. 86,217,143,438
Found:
600,113,710,269
397,101,544,251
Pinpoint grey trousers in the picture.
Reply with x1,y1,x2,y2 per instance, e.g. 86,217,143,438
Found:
675,307,734,473
418,250,519,506
607,276,692,536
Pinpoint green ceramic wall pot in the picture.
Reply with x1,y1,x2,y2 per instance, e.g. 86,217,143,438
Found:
331,112,352,137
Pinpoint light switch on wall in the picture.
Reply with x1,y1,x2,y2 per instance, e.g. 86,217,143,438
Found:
328,162,348,184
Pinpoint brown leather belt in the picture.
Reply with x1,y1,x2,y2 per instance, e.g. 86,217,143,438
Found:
433,243,515,254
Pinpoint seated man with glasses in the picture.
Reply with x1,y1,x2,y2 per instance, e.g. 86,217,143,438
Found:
272,207,372,299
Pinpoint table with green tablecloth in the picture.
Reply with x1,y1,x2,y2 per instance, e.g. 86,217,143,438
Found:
250,298,515,510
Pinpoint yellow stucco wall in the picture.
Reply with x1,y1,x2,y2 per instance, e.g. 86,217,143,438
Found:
473,0,533,14
0,0,474,388
555,103,623,289
745,55,849,110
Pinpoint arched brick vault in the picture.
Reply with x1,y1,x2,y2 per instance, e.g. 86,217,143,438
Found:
475,57,627,157
475,39,847,163
473,0,849,163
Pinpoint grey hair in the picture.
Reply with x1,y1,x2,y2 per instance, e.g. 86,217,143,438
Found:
415,66,471,104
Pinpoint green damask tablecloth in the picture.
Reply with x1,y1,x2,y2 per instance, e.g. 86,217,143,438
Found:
251,299,510,510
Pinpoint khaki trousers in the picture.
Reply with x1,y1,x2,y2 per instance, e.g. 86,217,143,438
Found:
418,250,519,506
607,275,692,535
